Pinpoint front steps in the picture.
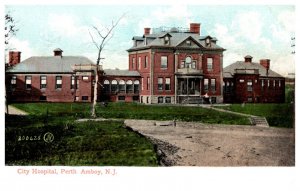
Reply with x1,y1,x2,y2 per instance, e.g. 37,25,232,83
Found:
250,116,269,127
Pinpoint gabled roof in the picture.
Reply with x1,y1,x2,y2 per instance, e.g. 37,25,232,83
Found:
7,56,95,73
223,61,283,78
175,36,204,48
104,69,140,77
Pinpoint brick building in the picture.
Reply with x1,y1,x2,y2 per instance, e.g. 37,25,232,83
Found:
100,69,141,102
223,55,285,103
6,49,97,102
127,23,225,104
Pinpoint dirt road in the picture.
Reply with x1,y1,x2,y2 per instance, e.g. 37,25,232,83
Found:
125,120,295,166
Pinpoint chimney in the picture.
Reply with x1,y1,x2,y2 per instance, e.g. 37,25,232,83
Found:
190,23,200,34
244,55,253,63
8,51,21,65
144,28,151,35
53,48,63,56
260,59,270,75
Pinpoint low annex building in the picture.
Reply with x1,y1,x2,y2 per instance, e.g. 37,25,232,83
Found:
223,55,285,103
6,49,97,102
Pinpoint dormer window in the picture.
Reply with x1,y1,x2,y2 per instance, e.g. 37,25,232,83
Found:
164,36,170,45
205,38,211,47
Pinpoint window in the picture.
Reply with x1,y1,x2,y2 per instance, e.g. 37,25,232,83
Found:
165,97,171,103
25,76,32,90
205,38,211,46
279,80,281,87
239,79,245,83
180,61,185,68
165,78,171,90
71,76,78,89
134,80,140,94
186,40,191,46
40,76,47,89
267,80,270,87
185,56,192,68
82,96,88,101
104,80,110,93
55,76,62,89
118,96,125,101
111,80,118,93
82,76,89,81
126,80,133,93
207,58,213,70
191,61,196,69
138,57,141,70
211,79,216,91
204,78,209,92
158,78,163,90
133,96,139,101
75,96,79,101
147,77,150,90
158,97,164,103
11,76,16,90
164,36,170,45
119,80,125,93
247,97,253,102
261,79,264,87
161,56,168,69
247,80,253,91
144,56,148,68
40,96,47,101
273,80,276,88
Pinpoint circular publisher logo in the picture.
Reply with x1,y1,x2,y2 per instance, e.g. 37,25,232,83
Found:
43,132,54,143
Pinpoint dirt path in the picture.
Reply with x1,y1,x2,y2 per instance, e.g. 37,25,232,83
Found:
5,105,28,115
125,120,295,166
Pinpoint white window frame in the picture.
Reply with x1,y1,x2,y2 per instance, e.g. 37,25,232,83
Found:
161,56,168,69
207,58,213,70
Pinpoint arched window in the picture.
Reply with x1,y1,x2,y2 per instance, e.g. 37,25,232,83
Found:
134,80,140,94
126,80,133,93
104,80,110,93
111,80,118,93
119,80,125,93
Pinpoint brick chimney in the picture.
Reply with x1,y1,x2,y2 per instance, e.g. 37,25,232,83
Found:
260,59,270,75
53,48,63,56
190,23,200,34
144,28,151,35
8,51,21,65
244,55,253,63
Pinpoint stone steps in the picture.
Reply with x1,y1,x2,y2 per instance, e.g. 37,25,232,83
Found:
251,116,269,127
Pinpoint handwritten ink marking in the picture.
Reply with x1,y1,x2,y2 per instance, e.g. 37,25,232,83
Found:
43,132,54,143
18,135,41,141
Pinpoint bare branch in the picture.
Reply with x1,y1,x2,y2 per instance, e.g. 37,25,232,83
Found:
93,26,105,39
88,29,100,50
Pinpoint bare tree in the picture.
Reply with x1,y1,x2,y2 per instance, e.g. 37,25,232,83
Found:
5,12,18,114
89,14,125,117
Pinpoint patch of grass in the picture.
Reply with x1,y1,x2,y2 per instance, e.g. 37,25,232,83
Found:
5,115,158,166
214,103,294,128
12,102,251,125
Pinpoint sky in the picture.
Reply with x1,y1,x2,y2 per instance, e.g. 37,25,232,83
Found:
5,4,295,76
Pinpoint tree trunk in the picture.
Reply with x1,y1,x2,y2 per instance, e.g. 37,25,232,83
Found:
91,68,99,117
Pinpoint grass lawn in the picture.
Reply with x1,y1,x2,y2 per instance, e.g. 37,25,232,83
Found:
5,115,158,166
11,102,251,125
214,103,294,128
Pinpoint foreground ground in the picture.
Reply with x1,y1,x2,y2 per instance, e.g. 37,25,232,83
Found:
125,120,295,166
